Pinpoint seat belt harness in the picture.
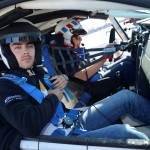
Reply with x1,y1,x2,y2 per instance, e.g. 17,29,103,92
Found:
0,73,87,136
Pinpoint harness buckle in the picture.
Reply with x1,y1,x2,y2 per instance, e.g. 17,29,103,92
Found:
62,116,74,128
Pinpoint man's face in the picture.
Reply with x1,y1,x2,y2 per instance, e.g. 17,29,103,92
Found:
71,35,82,49
9,41,35,69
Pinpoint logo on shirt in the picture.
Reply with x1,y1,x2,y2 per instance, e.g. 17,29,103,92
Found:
5,95,22,104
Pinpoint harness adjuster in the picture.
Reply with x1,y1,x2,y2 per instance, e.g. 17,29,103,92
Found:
62,116,74,128
12,77,27,85
17,77,27,84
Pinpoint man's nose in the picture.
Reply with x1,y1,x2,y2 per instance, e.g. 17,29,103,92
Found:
23,46,29,54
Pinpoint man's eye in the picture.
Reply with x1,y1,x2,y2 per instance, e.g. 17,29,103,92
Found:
27,45,34,48
14,46,21,49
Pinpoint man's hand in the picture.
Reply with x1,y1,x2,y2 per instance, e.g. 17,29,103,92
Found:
50,75,68,90
48,89,63,100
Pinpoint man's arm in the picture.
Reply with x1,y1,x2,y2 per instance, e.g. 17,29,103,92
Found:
74,59,106,81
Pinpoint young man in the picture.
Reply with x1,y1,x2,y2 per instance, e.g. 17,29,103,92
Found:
0,21,67,150
0,21,148,150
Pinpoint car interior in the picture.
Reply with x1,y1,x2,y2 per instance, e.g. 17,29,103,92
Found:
0,0,150,150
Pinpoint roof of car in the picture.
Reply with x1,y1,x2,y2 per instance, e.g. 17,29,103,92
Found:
0,0,150,34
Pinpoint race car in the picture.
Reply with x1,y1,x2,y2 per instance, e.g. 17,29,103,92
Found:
0,1,150,150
